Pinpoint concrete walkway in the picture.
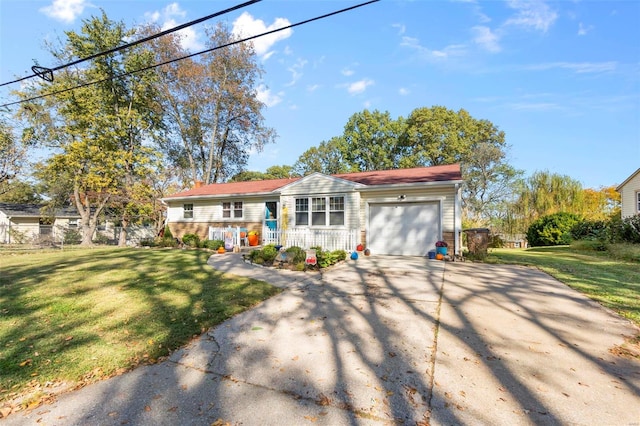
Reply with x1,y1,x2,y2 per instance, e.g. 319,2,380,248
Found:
2,254,639,425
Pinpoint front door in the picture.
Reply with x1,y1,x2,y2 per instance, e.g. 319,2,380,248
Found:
265,201,278,231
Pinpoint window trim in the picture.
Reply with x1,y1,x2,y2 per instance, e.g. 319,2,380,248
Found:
636,191,640,214
295,195,345,227
222,200,244,219
183,203,193,219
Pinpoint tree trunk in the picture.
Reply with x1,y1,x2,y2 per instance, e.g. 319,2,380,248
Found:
118,216,129,247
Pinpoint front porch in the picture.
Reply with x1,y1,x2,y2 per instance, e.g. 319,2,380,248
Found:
209,226,359,252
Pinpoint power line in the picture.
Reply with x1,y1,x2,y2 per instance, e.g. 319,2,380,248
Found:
0,0,261,88
1,0,379,109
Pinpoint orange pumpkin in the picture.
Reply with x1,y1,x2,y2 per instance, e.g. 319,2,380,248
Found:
435,253,444,260
356,244,364,251
217,247,226,254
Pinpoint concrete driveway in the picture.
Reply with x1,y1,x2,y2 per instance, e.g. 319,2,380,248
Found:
2,255,639,425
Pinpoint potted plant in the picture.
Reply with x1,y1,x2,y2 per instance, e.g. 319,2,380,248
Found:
247,230,259,246
435,240,448,256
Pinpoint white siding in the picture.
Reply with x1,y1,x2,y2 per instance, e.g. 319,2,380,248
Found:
619,170,640,218
166,198,269,223
281,174,359,196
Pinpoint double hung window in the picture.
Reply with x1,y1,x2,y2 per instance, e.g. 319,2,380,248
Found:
223,201,243,218
295,196,344,226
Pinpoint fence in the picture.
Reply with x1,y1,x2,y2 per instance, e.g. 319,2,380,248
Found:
262,227,358,252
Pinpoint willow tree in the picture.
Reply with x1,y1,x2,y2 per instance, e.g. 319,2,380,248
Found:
16,12,160,246
146,22,275,185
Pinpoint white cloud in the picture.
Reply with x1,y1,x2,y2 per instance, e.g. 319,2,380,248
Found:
525,61,617,74
285,58,307,87
40,0,86,23
401,36,467,60
256,85,283,107
392,23,406,35
577,22,594,36
347,79,374,95
472,26,501,53
145,3,203,51
232,12,292,59
341,68,355,77
399,87,410,96
504,0,558,33
307,84,320,92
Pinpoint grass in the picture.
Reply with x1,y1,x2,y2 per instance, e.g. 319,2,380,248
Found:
485,243,640,326
0,247,282,407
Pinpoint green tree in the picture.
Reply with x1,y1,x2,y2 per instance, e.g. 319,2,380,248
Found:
0,118,26,195
293,137,349,176
340,109,404,171
146,22,276,186
0,180,42,204
16,12,160,246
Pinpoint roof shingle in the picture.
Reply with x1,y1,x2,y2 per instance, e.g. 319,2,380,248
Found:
165,164,461,199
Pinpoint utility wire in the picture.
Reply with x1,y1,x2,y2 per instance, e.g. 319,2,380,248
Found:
0,0,261,88
1,0,379,109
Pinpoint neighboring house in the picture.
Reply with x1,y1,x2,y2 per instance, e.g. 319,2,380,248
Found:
0,203,81,244
617,168,640,218
163,164,463,257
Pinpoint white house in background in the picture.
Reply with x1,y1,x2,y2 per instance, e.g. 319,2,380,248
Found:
162,164,464,257
0,203,81,244
617,168,640,218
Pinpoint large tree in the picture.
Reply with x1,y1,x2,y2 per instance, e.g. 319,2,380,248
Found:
293,137,349,175
16,12,160,246
147,22,275,186
0,118,26,195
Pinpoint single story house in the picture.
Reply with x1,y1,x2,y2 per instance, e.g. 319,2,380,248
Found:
617,168,640,219
162,164,463,257
0,203,81,244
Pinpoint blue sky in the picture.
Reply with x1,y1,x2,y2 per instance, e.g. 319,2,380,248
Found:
1,0,638,189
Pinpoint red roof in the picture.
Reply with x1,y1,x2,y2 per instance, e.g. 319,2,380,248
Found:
165,164,461,199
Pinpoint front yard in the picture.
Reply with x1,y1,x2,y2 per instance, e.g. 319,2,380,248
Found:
486,244,640,326
0,247,281,413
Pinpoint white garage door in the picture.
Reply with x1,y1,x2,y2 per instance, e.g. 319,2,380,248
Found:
368,202,440,256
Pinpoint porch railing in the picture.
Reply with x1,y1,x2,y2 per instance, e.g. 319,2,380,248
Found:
262,227,358,252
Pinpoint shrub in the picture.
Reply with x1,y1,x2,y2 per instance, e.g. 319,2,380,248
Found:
312,246,347,268
182,233,200,248
93,233,111,245
8,228,29,244
261,245,278,264
63,229,82,245
571,219,610,241
155,236,178,248
163,226,173,240
610,215,640,244
526,212,581,247
203,239,224,250
139,238,156,247
285,246,306,264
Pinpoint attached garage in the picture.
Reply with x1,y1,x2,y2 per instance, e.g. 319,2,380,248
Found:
368,202,441,256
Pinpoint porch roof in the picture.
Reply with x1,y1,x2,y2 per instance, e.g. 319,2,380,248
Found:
164,164,462,200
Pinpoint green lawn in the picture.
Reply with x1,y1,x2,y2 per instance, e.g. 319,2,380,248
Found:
486,245,640,326
0,247,281,407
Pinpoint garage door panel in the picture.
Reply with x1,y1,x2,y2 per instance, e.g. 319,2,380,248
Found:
368,203,440,256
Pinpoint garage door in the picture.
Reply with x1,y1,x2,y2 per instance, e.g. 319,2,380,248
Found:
368,202,440,256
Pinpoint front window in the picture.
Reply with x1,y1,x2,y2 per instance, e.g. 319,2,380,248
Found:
329,196,345,226
637,192,640,213
183,204,193,219
295,198,309,225
223,201,243,218
68,219,78,228
312,197,326,226
295,196,344,226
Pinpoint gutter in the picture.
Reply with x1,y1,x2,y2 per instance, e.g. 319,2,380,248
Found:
355,179,464,192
